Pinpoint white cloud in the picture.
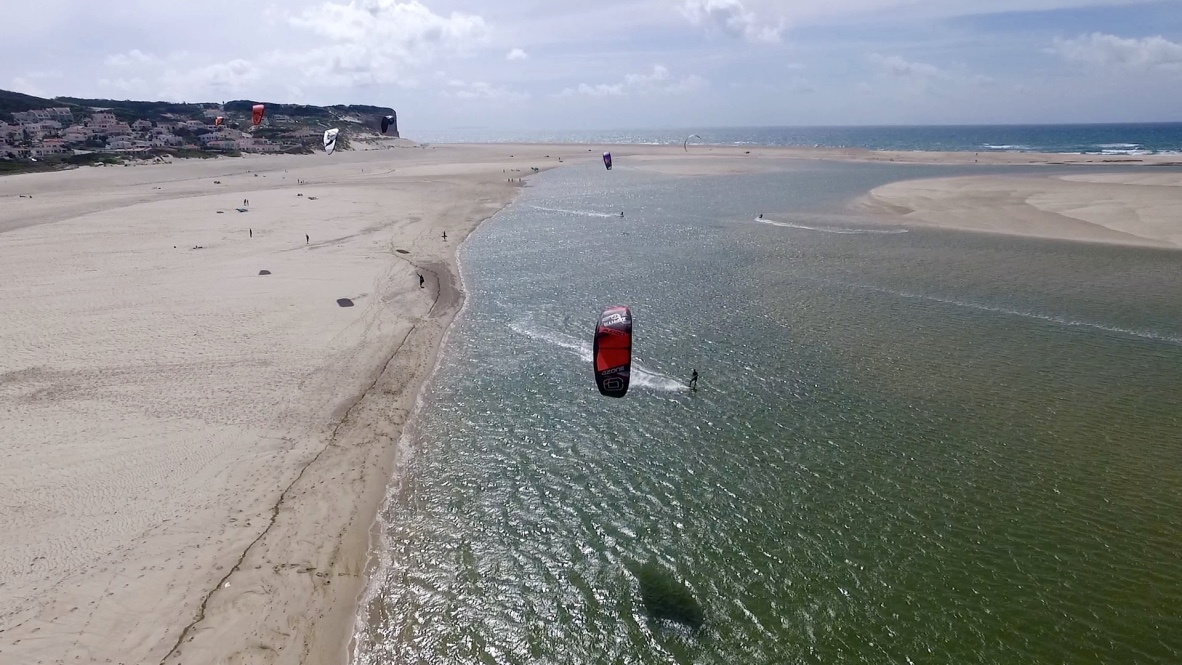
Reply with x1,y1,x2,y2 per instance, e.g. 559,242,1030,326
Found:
284,0,491,86
506,48,528,61
445,78,530,102
559,65,707,97
104,49,158,67
1050,33,1182,71
683,0,782,43
869,54,942,80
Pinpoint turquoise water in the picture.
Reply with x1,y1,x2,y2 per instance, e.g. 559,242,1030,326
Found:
357,159,1182,663
412,123,1182,156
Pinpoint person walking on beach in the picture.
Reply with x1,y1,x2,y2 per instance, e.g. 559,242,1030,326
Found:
442,231,447,240
249,228,252,238
418,274,425,288
689,369,698,391
305,234,309,244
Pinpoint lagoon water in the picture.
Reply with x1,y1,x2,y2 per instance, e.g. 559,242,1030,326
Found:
356,159,1182,664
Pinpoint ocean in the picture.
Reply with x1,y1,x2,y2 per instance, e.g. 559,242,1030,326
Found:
411,123,1182,156
354,157,1182,663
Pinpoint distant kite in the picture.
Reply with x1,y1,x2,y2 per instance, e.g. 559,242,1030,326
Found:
251,104,265,127
323,128,339,154
603,151,613,170
381,115,395,134
683,134,701,151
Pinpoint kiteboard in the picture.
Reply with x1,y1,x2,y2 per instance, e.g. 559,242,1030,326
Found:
593,305,632,397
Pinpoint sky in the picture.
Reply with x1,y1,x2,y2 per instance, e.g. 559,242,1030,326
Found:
3,0,1182,130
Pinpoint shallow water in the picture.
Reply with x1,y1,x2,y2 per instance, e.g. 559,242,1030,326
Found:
357,159,1182,664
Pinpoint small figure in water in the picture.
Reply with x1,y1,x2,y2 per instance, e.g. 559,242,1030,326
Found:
620,211,624,217
758,213,763,219
689,369,698,391
418,274,425,288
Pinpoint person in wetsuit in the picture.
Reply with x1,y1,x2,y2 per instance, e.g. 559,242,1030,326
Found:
690,369,698,391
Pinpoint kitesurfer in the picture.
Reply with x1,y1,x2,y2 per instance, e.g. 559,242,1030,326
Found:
419,274,425,288
620,211,624,217
690,369,698,391
249,228,252,238
758,213,763,219
305,234,309,244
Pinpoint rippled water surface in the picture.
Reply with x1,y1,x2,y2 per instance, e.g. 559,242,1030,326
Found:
357,160,1182,664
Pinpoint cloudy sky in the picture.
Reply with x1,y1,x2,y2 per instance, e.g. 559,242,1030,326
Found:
4,0,1181,130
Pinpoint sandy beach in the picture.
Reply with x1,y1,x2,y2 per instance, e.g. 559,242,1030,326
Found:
3,142,1181,665
862,171,1182,249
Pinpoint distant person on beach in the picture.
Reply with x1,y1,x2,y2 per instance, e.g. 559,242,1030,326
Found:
305,234,309,244
442,231,447,240
418,274,425,288
249,229,252,238
690,369,698,391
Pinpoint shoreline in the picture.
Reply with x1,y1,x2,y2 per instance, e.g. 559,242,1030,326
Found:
3,143,1181,665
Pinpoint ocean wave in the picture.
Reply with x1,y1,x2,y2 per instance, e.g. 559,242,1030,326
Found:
982,144,1036,151
509,322,688,392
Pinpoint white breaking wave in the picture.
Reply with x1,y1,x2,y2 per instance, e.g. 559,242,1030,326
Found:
529,205,617,218
755,217,909,235
509,322,687,392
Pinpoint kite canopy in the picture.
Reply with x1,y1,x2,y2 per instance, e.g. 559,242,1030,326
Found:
323,128,340,154
603,151,613,170
380,115,395,134
251,104,265,126
683,133,701,151
593,306,632,397
214,116,224,127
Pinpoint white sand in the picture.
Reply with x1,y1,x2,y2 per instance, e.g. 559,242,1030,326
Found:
863,171,1182,249
2,142,1178,665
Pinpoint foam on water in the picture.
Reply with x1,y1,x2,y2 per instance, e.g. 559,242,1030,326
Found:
528,205,617,218
755,217,909,235
509,321,687,392
819,278,1182,346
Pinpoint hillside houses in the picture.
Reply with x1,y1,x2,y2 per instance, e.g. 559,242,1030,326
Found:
1,105,297,160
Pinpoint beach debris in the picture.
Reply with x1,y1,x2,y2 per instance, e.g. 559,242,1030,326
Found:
236,208,248,212
216,211,224,214
213,180,221,184
307,196,318,200
297,193,303,197
336,298,355,308
637,558,705,629
395,249,409,254
259,270,271,275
